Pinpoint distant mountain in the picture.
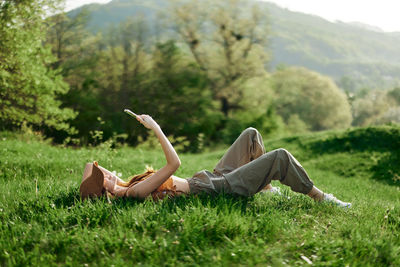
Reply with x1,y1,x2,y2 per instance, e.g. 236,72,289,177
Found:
344,21,384,32
68,0,166,31
68,0,400,91
265,2,400,91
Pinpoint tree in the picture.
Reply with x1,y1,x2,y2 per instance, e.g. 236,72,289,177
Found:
46,9,91,72
352,88,400,126
46,8,104,143
272,67,352,131
139,41,221,151
388,87,400,105
94,18,151,144
170,0,269,117
0,0,76,134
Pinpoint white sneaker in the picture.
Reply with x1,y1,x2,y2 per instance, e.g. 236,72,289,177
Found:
323,193,352,208
260,186,282,195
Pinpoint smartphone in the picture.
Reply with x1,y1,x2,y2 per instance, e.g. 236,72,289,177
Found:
124,109,138,118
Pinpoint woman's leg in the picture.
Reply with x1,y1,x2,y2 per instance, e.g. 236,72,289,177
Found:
223,148,351,207
213,128,276,191
307,186,324,201
213,127,266,175
223,148,314,196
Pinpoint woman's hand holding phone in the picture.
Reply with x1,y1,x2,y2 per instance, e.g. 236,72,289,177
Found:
136,114,159,130
124,109,159,130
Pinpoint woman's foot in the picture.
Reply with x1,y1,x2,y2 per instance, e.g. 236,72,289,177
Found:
322,193,352,208
308,186,351,208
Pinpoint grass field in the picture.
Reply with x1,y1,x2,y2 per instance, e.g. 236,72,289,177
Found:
1,126,400,266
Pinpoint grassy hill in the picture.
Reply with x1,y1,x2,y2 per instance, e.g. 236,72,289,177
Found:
1,126,399,265
68,0,400,91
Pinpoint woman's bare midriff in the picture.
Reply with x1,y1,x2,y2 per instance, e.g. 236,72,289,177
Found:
171,176,190,195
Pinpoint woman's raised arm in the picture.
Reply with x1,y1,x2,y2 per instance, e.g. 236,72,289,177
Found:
126,114,181,199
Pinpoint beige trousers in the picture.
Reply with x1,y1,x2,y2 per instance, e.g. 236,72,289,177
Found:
187,128,314,196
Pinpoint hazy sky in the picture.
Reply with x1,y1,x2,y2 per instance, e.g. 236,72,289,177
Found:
64,0,111,11
65,0,400,32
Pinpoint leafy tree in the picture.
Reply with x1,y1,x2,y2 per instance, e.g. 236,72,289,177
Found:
338,75,357,93
46,9,91,71
272,67,352,131
90,20,218,150
352,88,400,126
0,0,76,134
220,75,278,143
46,9,103,143
144,41,221,151
381,107,400,124
93,18,151,144
170,0,269,117
388,87,400,105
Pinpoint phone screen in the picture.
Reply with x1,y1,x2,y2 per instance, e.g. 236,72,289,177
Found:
124,109,138,117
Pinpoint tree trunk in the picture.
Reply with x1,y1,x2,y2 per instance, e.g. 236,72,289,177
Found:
221,97,229,117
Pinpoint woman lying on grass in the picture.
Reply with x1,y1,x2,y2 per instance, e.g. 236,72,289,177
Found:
80,114,351,208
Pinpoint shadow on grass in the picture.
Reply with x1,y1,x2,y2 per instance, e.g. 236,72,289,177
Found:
109,193,253,212
77,191,318,218
307,126,400,186
52,187,81,208
48,187,251,212
50,187,315,214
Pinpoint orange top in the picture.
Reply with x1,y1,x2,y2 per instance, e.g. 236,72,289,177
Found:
151,177,177,200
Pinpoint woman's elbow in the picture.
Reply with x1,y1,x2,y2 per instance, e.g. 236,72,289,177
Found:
168,158,181,170
172,159,181,170
176,158,182,168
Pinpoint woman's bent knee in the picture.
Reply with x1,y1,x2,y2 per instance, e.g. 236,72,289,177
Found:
273,148,291,159
243,127,258,137
270,148,288,154
276,148,289,154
